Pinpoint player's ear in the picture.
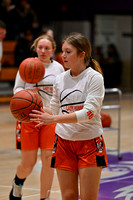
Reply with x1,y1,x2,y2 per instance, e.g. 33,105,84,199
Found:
52,48,56,54
80,51,85,59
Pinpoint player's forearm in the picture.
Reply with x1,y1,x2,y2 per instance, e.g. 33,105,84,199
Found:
53,112,78,124
30,109,78,125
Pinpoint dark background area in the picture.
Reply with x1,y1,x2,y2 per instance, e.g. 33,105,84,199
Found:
1,0,133,93
12,0,133,22
30,0,133,20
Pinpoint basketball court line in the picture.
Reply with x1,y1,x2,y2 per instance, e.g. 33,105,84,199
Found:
33,151,133,200
0,151,133,199
99,151,133,200
101,175,133,184
0,185,61,199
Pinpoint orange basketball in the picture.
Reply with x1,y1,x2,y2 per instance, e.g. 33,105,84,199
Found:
10,89,43,123
19,57,45,83
101,112,112,127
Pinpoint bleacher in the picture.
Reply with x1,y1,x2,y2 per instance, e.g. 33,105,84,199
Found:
0,40,18,103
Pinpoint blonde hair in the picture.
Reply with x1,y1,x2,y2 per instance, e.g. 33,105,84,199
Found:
62,32,103,75
31,34,56,51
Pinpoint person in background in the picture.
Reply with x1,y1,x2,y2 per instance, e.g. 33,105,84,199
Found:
0,20,6,71
15,29,34,66
9,34,64,200
102,43,122,88
30,32,108,200
94,46,104,67
39,27,55,59
40,26,64,67
15,0,39,39
0,0,18,39
40,26,54,38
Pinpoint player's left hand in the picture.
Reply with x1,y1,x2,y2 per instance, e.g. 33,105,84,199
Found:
29,108,54,127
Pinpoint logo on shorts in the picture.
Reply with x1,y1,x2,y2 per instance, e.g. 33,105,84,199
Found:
95,136,103,153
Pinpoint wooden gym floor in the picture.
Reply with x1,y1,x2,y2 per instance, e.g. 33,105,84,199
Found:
0,91,133,200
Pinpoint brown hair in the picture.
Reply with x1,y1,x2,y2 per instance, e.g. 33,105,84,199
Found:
31,34,56,51
62,32,103,75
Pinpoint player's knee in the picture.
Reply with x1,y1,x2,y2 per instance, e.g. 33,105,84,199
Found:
62,190,78,200
21,159,36,173
41,150,52,163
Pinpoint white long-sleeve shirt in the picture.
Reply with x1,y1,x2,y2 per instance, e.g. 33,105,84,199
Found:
50,67,105,141
13,60,64,107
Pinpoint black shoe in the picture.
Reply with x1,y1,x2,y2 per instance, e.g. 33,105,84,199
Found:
9,181,22,200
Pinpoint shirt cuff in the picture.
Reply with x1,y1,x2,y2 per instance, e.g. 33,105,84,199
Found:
75,109,94,123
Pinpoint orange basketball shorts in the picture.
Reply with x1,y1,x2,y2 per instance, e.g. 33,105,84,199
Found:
51,135,108,172
16,121,56,150
16,121,22,149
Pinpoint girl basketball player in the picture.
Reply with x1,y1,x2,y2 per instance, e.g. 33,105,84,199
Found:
9,34,64,200
30,32,108,200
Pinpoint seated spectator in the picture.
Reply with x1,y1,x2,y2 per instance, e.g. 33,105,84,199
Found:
0,20,6,71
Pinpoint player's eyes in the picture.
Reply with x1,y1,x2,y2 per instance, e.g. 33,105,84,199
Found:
38,46,51,51
63,51,70,54
38,46,43,50
45,47,50,50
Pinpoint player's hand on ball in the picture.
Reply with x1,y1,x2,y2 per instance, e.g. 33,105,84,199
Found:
30,108,54,126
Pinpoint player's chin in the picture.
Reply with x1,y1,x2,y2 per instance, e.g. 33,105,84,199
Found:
64,62,70,69
39,56,47,62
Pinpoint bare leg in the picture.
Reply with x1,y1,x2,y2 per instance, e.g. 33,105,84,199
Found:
17,150,38,178
79,167,102,200
9,150,38,198
56,169,79,200
40,149,54,199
